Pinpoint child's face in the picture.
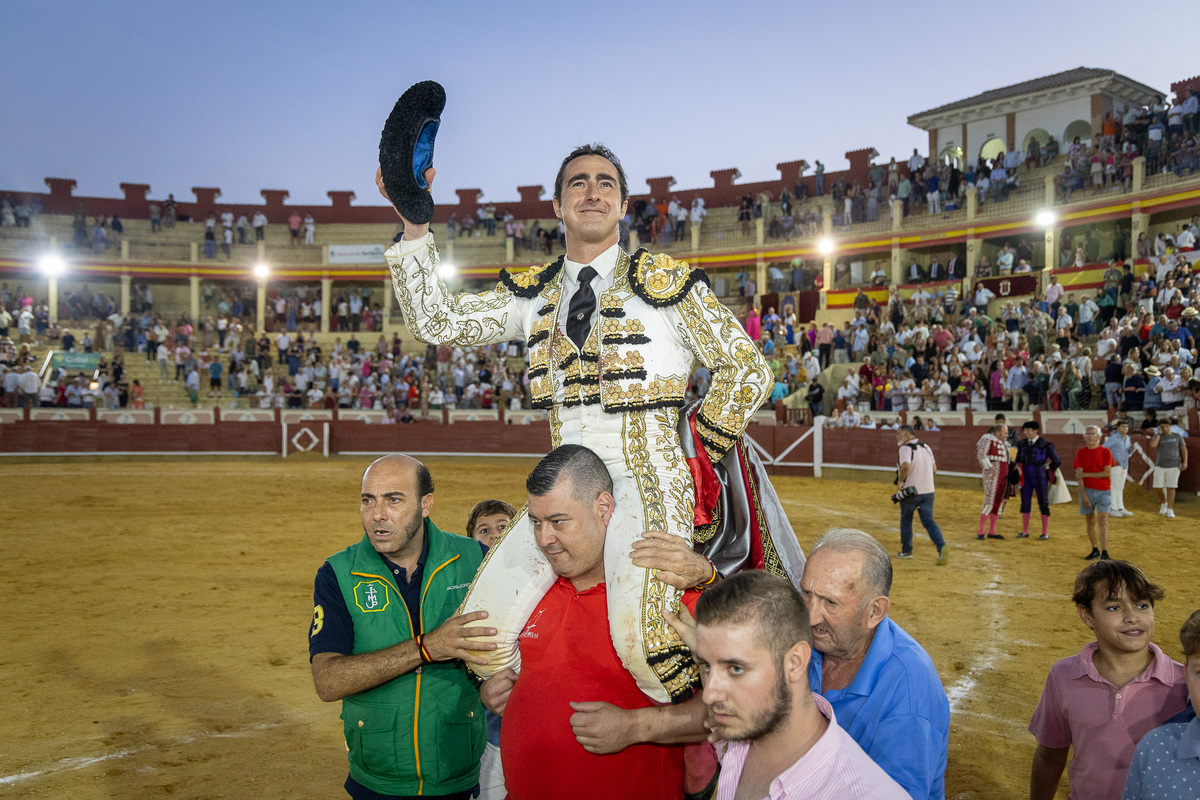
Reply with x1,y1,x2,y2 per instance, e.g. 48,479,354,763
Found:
472,514,512,549
1078,586,1155,657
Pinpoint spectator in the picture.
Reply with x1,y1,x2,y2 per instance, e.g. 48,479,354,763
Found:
1028,561,1187,800
1150,418,1187,519
1074,425,1116,561
479,446,711,800
1121,608,1200,799
1104,419,1134,518
894,425,948,565
796,529,949,797
667,570,910,799
288,211,302,246
310,455,491,799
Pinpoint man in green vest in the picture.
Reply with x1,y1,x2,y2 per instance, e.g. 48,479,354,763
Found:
310,454,496,799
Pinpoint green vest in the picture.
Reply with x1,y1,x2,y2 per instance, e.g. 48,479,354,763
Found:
325,519,485,796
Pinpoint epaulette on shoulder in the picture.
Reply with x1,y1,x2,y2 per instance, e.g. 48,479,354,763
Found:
628,249,710,307
499,256,564,298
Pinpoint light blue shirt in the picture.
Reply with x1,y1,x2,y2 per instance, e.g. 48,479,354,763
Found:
1105,432,1132,469
809,616,950,800
1121,717,1200,800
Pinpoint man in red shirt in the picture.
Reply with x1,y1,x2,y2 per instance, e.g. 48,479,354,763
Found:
1073,425,1117,561
288,211,303,246
481,444,712,800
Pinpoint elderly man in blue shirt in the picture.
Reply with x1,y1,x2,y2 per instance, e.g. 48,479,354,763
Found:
800,528,950,799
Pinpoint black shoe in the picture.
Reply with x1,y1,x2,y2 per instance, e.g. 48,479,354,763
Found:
1084,548,1100,560
987,533,1006,540
1038,533,1050,540
976,534,985,540
1016,532,1030,539
895,551,913,559
1100,550,1110,560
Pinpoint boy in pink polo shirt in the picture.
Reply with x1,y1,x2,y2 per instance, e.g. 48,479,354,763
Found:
1028,561,1188,800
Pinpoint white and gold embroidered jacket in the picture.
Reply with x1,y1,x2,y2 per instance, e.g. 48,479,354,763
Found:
386,233,771,462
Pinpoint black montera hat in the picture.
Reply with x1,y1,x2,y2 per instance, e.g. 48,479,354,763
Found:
379,81,445,225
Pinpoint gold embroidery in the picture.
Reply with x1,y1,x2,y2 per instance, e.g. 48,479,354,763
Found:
630,251,706,306
599,293,627,313
624,411,701,701
599,350,644,372
605,376,688,406
390,246,517,347
600,318,647,337
672,280,772,461
503,258,560,292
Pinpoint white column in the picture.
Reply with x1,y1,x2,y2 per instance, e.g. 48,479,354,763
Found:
890,242,904,286
320,277,332,334
48,278,59,324
189,275,200,322
1044,225,1059,274
119,274,131,315
256,280,266,333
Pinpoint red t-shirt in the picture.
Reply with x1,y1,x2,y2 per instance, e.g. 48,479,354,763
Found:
501,578,696,800
1073,445,1115,490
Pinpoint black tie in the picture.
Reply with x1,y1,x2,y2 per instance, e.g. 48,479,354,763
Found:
567,266,598,349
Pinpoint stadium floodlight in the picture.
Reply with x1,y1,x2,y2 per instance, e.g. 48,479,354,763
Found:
438,262,457,281
253,263,270,280
39,253,66,276
1035,210,1057,228
818,237,835,255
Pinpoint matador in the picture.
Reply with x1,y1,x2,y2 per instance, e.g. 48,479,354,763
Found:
380,144,771,703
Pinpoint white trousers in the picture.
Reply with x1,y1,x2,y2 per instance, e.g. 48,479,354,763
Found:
1110,465,1127,511
459,405,696,704
477,742,505,800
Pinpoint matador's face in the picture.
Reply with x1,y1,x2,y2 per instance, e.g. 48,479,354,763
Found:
552,155,627,246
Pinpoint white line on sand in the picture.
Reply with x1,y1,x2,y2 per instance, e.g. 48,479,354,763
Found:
945,563,1008,714
0,723,282,787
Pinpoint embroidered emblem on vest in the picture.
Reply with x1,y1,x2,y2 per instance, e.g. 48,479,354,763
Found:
628,249,711,307
353,580,391,612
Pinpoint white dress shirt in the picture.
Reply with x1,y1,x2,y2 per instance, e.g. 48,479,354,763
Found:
559,242,621,338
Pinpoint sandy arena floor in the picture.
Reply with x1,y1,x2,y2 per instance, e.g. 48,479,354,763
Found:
1,457,1195,799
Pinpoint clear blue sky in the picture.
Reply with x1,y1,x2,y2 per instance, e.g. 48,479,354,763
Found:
3,0,1195,207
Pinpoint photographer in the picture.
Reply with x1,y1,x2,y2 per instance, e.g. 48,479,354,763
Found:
894,425,948,565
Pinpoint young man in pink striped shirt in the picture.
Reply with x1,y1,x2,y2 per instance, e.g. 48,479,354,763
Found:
688,571,907,800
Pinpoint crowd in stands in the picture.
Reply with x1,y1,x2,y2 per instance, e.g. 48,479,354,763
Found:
733,236,1200,430
0,196,41,228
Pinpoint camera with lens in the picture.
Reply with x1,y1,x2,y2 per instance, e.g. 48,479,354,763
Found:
890,485,918,504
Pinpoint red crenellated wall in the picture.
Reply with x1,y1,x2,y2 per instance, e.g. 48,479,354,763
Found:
4,147,883,227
